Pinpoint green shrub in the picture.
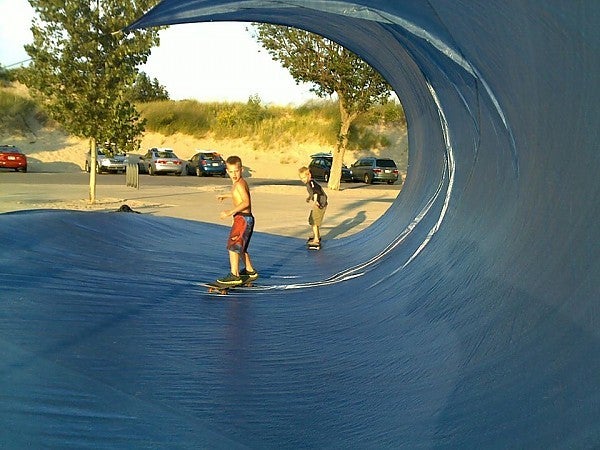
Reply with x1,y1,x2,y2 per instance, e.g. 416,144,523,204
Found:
363,100,406,125
0,90,47,133
138,96,406,153
349,125,391,150
138,99,213,136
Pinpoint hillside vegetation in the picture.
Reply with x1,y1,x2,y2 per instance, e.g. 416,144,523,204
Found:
0,82,49,135
0,82,408,176
140,95,405,151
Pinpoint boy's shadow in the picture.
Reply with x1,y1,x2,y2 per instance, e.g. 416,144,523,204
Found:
323,210,367,240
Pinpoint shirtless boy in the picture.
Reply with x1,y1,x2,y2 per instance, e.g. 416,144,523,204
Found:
216,156,258,285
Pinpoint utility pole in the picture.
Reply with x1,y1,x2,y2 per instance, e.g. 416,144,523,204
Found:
89,0,100,204
89,137,97,202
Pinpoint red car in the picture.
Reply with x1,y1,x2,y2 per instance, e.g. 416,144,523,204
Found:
0,145,27,172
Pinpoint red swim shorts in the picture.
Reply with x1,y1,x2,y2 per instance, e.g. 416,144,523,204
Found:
227,213,255,254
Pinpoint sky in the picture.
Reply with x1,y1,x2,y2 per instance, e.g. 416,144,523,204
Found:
0,0,319,105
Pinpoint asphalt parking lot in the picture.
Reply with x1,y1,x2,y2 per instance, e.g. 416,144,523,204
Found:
0,170,401,191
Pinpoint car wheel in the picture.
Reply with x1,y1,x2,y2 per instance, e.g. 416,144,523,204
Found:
196,167,202,177
364,173,373,184
95,163,102,174
324,172,329,182
149,165,155,176
85,161,90,173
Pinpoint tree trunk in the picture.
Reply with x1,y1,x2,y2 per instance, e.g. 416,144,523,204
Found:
328,98,357,190
89,137,97,203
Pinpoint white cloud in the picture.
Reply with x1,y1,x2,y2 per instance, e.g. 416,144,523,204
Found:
142,22,317,105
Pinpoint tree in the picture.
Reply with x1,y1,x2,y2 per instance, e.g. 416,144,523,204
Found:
128,71,170,102
21,0,161,202
253,24,392,190
0,64,10,84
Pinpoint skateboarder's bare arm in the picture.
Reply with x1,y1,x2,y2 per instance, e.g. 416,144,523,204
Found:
219,179,252,219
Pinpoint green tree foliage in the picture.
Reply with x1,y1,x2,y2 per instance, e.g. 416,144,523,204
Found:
0,65,9,84
128,71,169,102
253,24,392,189
0,66,24,86
21,0,161,154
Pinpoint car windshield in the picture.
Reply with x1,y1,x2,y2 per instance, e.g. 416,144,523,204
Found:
202,153,220,160
377,159,396,168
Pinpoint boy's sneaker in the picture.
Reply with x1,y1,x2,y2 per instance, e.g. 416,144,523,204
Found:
216,273,243,286
240,268,259,281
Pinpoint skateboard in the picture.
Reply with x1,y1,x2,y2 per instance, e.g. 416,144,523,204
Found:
205,278,255,295
306,237,322,250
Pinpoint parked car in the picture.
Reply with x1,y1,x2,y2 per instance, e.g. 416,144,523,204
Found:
308,152,352,183
138,147,184,175
85,149,126,174
349,157,399,184
0,145,27,172
187,151,226,177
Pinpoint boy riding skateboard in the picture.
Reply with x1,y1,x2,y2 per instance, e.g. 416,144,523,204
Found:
216,156,258,286
299,166,327,247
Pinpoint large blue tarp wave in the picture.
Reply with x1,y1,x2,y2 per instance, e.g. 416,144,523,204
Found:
1,1,599,447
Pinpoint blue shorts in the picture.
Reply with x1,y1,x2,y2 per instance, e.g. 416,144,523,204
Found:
227,213,254,254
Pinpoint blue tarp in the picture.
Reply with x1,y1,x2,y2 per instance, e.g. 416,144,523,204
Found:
1,1,599,447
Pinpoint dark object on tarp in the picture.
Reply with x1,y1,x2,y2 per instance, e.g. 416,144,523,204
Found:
115,204,140,213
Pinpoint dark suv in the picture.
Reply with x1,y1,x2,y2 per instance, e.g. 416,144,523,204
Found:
187,151,226,177
350,157,399,184
308,153,352,183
